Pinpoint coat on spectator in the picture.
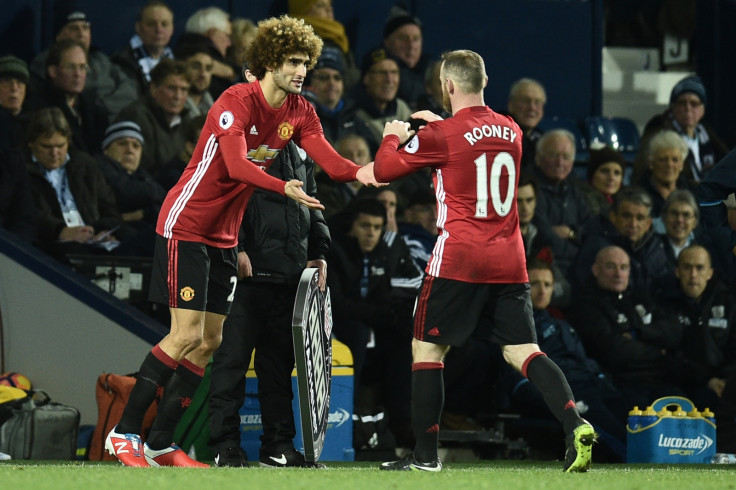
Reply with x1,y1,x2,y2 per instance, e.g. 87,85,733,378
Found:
25,148,122,244
116,94,187,177
0,149,37,242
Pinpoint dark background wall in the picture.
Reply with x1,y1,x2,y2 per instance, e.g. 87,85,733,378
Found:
0,0,733,145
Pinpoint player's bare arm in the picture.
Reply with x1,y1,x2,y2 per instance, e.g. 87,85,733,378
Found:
300,137,384,186
285,179,325,210
382,120,415,145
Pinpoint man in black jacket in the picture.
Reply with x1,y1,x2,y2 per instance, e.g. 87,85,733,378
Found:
661,245,736,410
326,198,422,449
207,140,330,468
96,120,166,257
567,245,685,409
26,39,109,154
115,59,190,177
571,186,670,297
24,107,127,261
532,129,593,274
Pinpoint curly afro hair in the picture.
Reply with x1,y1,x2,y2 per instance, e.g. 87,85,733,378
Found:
245,15,324,80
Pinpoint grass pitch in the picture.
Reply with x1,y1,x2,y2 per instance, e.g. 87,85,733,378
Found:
2,460,736,490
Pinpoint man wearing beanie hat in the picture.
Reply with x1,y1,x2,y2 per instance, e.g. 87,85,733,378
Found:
29,3,137,121
0,55,31,151
636,74,728,186
306,46,373,146
0,55,29,88
96,120,165,234
381,5,432,106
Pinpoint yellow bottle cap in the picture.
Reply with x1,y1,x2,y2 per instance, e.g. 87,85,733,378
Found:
702,407,715,418
629,406,643,416
643,406,657,416
688,408,701,418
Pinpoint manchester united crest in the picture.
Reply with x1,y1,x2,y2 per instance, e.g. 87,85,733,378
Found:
277,121,294,140
180,286,195,301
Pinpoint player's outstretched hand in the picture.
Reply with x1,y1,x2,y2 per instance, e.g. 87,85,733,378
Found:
356,162,386,187
382,120,414,144
284,179,325,210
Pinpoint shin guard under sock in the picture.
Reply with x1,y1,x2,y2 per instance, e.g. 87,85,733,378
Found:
523,352,580,434
146,359,205,450
411,362,444,462
117,344,177,435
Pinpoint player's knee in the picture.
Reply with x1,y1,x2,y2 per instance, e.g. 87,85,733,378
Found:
200,331,223,355
176,331,204,352
503,343,541,371
411,338,447,362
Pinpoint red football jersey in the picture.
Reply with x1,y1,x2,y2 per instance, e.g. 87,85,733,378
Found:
375,106,528,283
156,81,325,247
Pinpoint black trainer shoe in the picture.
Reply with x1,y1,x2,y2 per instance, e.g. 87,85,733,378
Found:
380,453,442,472
259,448,326,468
563,419,597,472
214,446,248,468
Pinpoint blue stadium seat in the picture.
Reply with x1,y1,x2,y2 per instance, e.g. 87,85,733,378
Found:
583,116,640,163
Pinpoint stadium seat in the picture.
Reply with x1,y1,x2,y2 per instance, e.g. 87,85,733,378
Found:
583,116,640,163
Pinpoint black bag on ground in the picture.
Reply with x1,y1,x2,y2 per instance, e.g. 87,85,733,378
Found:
0,390,80,460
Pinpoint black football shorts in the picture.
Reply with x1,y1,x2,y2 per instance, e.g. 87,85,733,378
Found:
413,275,536,347
149,234,238,315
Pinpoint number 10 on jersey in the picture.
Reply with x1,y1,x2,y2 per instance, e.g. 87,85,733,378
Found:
474,151,516,218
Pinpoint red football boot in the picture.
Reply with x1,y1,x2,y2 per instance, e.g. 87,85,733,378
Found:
105,426,149,467
144,443,210,468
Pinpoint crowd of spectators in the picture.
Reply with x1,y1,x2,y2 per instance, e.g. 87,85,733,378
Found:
2,0,736,460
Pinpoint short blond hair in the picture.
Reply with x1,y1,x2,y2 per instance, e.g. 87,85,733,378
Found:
440,50,486,94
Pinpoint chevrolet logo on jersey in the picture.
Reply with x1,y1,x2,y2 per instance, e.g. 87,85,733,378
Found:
247,145,281,163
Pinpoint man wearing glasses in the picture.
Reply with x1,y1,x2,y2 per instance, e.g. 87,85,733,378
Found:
29,8,137,121
638,75,729,184
26,39,108,153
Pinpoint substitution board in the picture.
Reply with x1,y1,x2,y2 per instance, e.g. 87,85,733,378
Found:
292,267,333,462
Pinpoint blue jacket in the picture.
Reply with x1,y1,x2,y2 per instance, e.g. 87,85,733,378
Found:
533,309,606,386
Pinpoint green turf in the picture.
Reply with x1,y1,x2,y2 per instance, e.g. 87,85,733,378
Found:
2,461,736,490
